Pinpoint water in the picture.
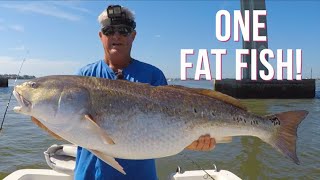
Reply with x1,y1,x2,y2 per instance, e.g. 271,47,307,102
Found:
0,79,319,179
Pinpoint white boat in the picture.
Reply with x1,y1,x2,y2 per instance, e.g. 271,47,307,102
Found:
4,169,72,180
4,144,75,180
4,144,241,180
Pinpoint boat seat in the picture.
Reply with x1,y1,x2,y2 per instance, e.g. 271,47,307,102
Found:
44,144,77,175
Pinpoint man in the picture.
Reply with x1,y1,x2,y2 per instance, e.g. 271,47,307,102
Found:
75,5,216,180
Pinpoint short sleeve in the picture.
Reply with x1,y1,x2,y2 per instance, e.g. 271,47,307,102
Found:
76,69,83,76
152,69,168,86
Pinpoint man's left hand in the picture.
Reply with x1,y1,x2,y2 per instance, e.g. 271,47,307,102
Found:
185,134,216,151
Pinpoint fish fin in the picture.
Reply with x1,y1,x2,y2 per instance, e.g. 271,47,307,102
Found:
84,114,115,145
167,85,247,111
215,136,233,143
266,110,308,164
31,117,64,140
90,149,126,175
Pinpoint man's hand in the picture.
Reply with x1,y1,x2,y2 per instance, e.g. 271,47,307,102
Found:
185,135,216,151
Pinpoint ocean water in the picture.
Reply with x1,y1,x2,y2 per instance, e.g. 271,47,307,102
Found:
0,79,319,179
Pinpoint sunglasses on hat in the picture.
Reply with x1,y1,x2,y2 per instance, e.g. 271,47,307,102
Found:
101,26,133,36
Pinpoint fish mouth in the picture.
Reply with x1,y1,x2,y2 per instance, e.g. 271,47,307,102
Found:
13,90,32,112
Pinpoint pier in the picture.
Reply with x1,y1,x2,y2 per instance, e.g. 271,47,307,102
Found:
215,79,315,99
0,78,8,87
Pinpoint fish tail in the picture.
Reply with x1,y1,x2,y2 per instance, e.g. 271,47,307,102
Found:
266,110,308,164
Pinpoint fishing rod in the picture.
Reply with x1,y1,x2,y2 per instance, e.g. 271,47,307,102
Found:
0,51,29,132
179,153,215,180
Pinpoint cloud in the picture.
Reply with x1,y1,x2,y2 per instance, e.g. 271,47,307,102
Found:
8,45,25,51
0,24,24,32
9,25,24,32
0,3,81,21
0,56,83,76
154,35,161,38
0,17,24,32
0,18,5,30
68,6,91,14
50,1,91,14
0,56,16,61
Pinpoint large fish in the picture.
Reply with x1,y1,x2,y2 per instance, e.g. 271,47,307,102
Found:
13,75,308,174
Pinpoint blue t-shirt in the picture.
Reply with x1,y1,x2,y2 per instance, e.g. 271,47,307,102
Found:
74,59,167,180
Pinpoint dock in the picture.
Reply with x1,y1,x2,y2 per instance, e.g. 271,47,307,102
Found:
215,79,315,99
0,78,8,87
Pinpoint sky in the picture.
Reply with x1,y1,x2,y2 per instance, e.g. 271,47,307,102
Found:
0,0,319,79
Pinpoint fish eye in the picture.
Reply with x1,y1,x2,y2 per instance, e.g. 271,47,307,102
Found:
28,82,37,88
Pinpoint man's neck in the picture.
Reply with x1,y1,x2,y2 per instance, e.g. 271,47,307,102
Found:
104,55,132,72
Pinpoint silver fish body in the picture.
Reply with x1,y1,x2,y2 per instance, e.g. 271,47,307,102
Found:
13,75,308,174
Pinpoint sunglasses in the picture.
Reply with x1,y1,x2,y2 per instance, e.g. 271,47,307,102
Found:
101,26,133,36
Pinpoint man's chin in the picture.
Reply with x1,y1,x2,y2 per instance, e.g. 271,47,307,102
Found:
109,49,122,54
109,50,128,59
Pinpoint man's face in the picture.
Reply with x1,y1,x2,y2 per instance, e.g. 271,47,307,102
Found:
99,25,136,58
